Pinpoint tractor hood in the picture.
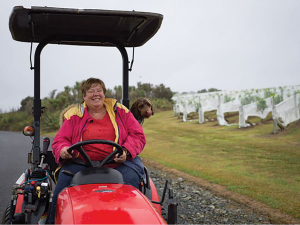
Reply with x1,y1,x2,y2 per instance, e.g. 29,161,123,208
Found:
56,183,166,224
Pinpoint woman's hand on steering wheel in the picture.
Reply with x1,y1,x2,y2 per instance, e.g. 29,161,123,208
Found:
60,146,73,160
63,140,124,167
114,147,127,163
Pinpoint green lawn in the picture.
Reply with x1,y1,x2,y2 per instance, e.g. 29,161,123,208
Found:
140,110,300,219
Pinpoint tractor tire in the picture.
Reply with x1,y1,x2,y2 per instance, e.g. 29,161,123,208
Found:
1,204,11,224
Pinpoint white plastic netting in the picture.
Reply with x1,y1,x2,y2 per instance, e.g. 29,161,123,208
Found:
239,97,273,127
274,93,300,126
172,85,300,128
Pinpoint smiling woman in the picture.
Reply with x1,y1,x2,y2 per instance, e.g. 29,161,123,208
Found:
50,77,147,223
81,78,107,119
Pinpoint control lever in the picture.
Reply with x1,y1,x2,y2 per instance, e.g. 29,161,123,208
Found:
39,137,50,166
42,137,50,155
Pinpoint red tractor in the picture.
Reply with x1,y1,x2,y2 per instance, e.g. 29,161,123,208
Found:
2,6,177,224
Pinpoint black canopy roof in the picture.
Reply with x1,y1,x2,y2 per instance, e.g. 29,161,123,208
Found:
9,6,163,47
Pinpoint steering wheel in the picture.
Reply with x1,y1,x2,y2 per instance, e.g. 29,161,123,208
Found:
65,139,123,168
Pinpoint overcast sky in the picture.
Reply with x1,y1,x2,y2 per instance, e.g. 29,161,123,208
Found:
1,0,300,112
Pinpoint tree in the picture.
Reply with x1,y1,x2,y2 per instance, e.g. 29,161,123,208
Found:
20,96,33,114
71,81,83,103
48,89,57,99
114,85,122,102
198,89,207,93
208,88,221,92
105,88,115,99
152,84,173,101
137,82,153,98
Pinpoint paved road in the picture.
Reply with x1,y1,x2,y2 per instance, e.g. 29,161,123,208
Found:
0,131,52,217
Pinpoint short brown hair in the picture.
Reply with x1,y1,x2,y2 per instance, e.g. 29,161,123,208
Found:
80,78,107,97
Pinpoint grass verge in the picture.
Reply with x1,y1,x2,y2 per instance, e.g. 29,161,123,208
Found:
140,110,300,219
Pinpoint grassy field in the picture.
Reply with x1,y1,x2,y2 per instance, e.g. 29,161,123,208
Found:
140,110,300,219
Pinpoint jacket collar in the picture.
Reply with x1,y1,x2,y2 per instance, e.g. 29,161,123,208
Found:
81,98,118,115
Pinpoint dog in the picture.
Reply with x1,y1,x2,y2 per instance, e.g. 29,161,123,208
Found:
130,98,154,125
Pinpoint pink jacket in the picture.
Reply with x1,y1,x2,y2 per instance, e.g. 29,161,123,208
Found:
52,98,146,164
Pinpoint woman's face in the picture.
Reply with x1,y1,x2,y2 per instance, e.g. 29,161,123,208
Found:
83,83,105,109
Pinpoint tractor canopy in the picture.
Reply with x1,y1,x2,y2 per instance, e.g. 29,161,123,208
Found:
9,6,163,47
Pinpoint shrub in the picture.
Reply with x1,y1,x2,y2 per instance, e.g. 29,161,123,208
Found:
256,98,268,114
241,95,257,106
274,95,283,105
0,111,33,131
41,111,61,132
224,94,235,103
151,98,173,111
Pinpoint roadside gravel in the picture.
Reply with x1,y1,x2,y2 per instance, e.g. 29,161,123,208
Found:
149,166,270,224
145,161,300,224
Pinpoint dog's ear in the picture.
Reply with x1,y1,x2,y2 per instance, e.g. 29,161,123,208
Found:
130,100,140,120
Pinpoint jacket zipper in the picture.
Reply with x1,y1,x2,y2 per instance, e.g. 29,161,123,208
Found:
79,117,91,142
114,102,121,145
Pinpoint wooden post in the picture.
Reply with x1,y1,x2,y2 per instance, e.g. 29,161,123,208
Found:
272,98,278,134
198,104,203,123
183,103,187,122
295,94,299,120
239,106,245,128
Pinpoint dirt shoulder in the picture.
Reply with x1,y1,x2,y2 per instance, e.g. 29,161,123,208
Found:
143,159,300,224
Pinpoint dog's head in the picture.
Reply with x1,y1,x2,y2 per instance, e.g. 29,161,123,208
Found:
130,98,154,121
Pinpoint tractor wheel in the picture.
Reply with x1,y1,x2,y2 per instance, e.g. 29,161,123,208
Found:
1,204,11,224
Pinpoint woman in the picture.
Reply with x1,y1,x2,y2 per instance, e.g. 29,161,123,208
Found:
48,77,146,223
